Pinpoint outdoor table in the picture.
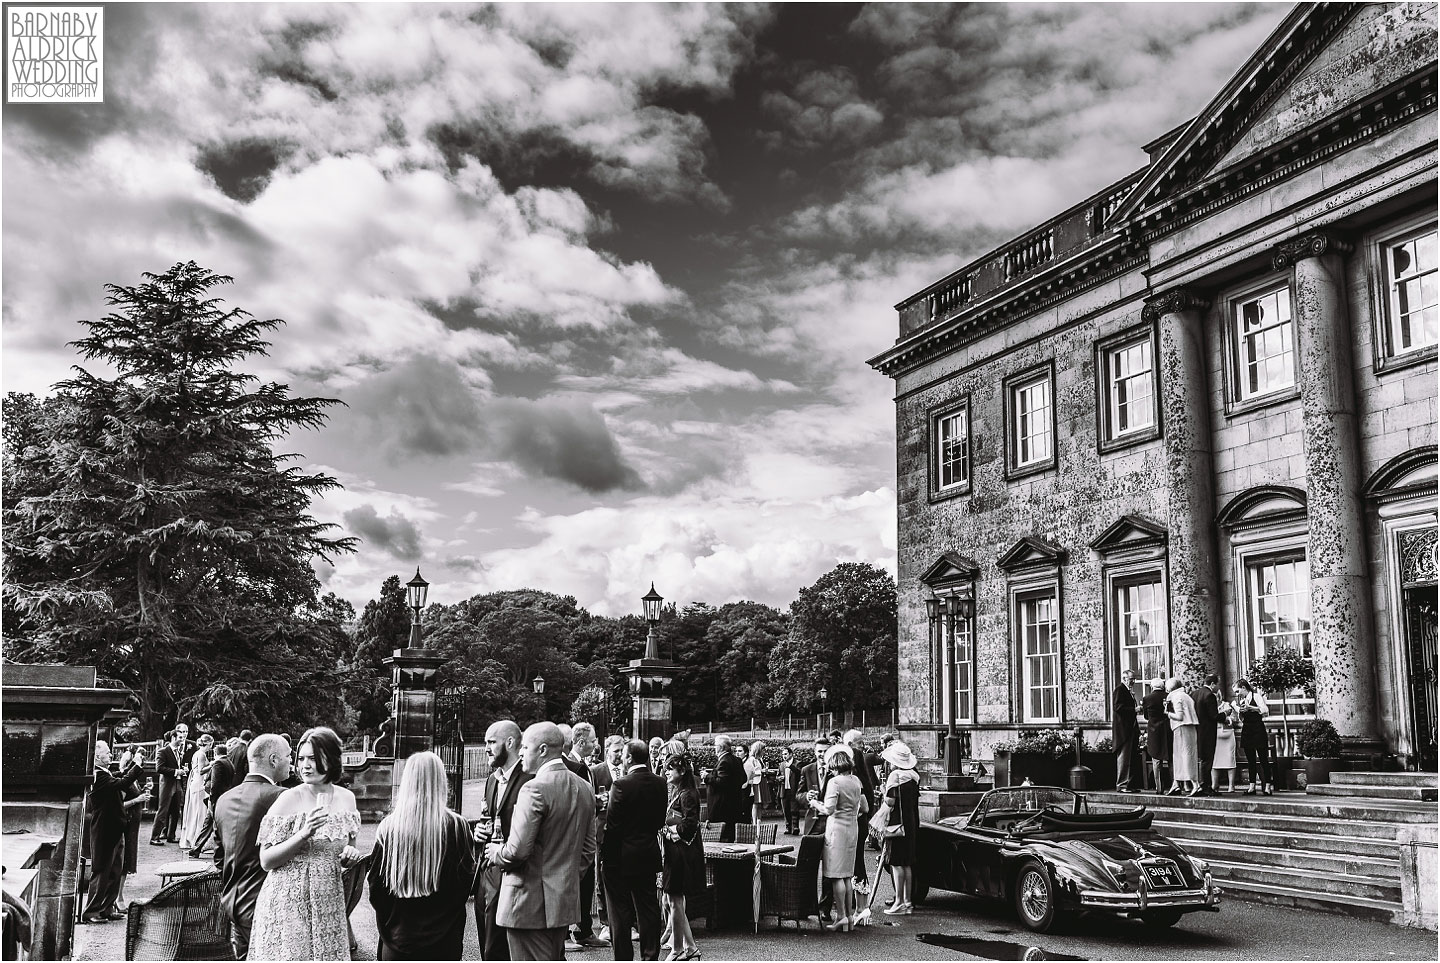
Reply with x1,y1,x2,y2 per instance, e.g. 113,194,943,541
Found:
701,842,793,930
154,859,212,886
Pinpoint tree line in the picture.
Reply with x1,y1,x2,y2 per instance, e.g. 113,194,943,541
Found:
1,261,896,742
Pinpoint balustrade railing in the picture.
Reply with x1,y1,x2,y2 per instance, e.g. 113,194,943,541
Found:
1003,228,1055,281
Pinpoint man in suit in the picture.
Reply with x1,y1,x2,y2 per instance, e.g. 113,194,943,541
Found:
702,735,747,842
213,734,290,960
187,737,238,857
602,740,667,961
567,723,607,950
590,736,626,945
81,741,147,924
149,729,187,844
228,729,254,782
778,747,803,835
1142,678,1171,794
473,720,535,961
485,721,596,962
1194,674,1221,795
798,737,830,835
1113,669,1140,793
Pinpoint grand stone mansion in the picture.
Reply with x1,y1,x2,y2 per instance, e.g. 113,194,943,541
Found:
870,2,1437,768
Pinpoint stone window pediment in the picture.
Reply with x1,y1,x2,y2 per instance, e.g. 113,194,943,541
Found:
1216,485,1308,531
920,552,980,590
1089,514,1168,554
997,536,1067,574
1364,447,1438,504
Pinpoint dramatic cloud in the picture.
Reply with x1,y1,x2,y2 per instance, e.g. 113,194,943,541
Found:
342,504,423,561
3,3,1291,615
487,398,645,494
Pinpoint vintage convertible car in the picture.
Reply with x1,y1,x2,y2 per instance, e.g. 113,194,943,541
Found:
913,786,1220,932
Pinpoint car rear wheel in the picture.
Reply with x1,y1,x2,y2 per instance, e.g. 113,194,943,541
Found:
1013,860,1058,933
1140,909,1183,928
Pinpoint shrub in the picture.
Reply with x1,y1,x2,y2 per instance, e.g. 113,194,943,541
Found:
1093,736,1115,753
1246,645,1316,699
1296,719,1343,758
993,728,1075,760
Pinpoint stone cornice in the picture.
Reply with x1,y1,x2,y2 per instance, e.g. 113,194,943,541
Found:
1271,231,1356,270
1141,288,1211,323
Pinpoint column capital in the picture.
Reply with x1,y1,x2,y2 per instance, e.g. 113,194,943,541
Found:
1141,287,1210,323
1272,231,1354,270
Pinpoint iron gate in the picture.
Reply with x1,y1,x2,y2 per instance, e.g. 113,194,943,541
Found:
435,689,466,811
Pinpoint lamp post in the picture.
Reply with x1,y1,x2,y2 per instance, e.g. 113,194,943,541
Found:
382,568,445,761
928,592,973,787
818,686,828,730
405,568,429,648
621,582,680,743
532,674,545,696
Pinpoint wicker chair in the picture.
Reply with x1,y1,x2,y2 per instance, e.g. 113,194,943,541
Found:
757,835,823,931
732,823,777,845
699,823,724,843
124,868,230,961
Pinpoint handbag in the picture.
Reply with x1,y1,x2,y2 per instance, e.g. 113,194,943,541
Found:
868,799,905,841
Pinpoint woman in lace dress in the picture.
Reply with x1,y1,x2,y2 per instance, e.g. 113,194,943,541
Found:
251,727,361,962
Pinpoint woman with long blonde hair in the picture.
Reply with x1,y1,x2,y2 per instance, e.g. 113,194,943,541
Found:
367,751,474,960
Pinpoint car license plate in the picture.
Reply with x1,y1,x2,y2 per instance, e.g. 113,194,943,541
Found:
1143,861,1182,888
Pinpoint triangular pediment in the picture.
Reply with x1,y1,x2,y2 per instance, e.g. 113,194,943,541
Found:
1089,515,1168,554
996,537,1067,573
1114,3,1386,221
920,552,980,588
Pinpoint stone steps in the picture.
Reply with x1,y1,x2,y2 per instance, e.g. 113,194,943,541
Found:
1207,858,1401,903
1327,771,1438,788
1173,836,1399,877
1206,876,1402,923
1306,783,1438,801
1088,790,1435,825
1151,819,1398,858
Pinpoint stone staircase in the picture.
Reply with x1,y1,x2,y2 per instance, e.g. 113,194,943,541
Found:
1089,775,1437,924
1306,770,1438,802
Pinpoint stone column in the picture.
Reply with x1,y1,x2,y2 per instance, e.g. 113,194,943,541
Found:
1144,289,1222,683
1273,232,1378,743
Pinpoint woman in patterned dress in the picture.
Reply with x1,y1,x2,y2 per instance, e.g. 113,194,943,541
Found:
250,727,361,961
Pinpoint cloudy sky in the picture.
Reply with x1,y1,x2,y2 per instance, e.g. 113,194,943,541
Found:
3,2,1289,616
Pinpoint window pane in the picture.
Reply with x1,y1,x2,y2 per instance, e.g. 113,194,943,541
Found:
1248,556,1311,659
1013,377,1052,466
1388,228,1439,355
1108,339,1154,438
1020,591,1061,722
937,409,970,490
1235,287,1296,399
1117,577,1167,700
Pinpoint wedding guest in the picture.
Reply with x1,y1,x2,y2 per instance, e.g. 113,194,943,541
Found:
115,747,151,911
603,740,667,961
189,738,238,857
807,746,867,933
150,730,188,845
250,727,361,961
1141,679,1170,793
179,734,214,850
1213,698,1239,792
81,742,146,924
778,747,803,835
1165,678,1200,796
1194,674,1221,795
879,741,920,916
1234,680,1274,795
368,751,475,960
842,730,875,898
472,721,533,961
659,754,702,962
702,736,747,843
1112,669,1140,792
214,734,289,960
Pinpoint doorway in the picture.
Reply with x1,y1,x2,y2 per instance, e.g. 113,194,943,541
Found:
1402,585,1438,772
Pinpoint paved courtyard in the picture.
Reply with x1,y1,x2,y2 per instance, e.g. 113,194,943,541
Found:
74,779,1437,962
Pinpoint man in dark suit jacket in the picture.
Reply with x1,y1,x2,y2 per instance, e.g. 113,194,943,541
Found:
702,735,748,842
228,729,253,782
779,747,804,834
602,740,667,961
1142,679,1171,793
557,724,603,950
213,734,289,960
149,730,187,844
798,738,831,835
473,721,535,961
81,742,146,923
1112,669,1140,792
1194,675,1221,795
589,737,625,943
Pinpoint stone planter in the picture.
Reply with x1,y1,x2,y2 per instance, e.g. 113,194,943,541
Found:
993,751,1067,788
1302,757,1348,786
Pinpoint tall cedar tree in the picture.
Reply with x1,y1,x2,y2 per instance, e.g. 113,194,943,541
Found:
348,574,410,734
1,262,356,734
768,561,897,714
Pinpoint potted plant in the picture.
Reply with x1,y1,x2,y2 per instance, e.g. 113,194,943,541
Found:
993,729,1073,787
1246,645,1316,790
1296,719,1346,786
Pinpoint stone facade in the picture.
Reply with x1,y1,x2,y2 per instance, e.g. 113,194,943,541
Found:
871,3,1438,766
